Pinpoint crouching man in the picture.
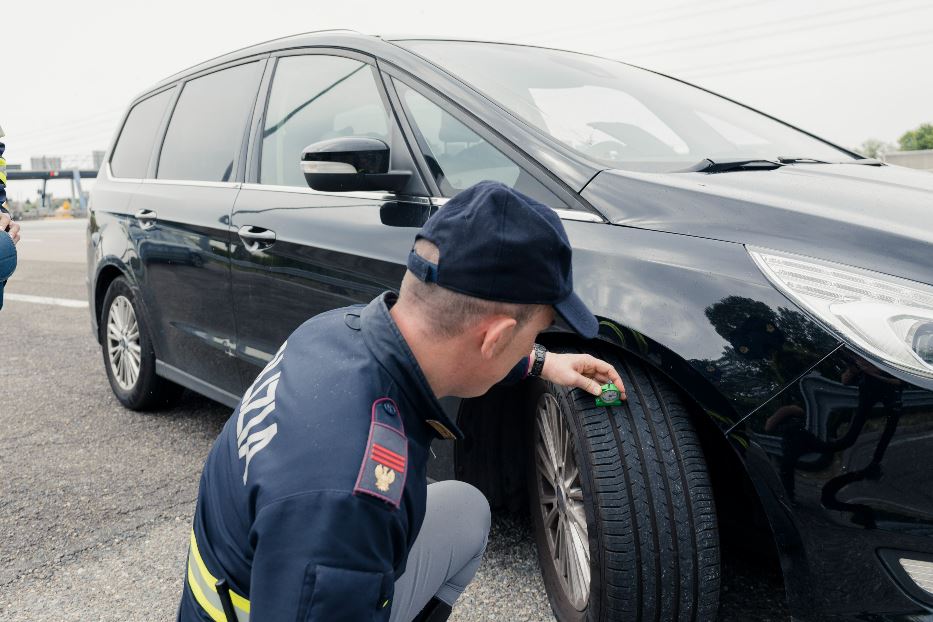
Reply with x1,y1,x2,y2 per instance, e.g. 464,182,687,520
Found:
178,181,624,621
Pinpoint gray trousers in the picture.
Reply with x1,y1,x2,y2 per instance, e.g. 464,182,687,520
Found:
389,480,491,621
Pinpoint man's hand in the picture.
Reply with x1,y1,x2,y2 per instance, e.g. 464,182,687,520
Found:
0,212,20,244
540,352,626,399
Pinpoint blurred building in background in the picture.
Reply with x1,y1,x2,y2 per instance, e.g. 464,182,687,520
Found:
885,149,933,172
29,154,101,170
30,155,62,170
10,152,101,219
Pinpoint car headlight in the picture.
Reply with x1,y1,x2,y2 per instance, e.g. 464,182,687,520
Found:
748,247,933,379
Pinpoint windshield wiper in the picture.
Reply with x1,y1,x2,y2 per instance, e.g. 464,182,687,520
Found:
679,155,885,173
679,158,784,173
674,156,884,173
777,156,885,166
777,156,831,164
844,158,885,166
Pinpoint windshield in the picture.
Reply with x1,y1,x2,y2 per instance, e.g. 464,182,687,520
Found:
398,41,855,173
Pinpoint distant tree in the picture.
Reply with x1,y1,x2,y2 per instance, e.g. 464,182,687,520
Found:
898,123,933,151
856,138,893,158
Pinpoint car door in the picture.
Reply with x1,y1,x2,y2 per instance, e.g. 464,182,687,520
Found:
132,58,266,399
229,50,434,388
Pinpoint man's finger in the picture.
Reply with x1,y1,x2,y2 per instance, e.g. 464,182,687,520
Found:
599,371,626,399
577,375,601,396
571,371,599,396
612,374,626,394
587,357,625,394
607,368,625,393
594,366,621,385
589,357,619,379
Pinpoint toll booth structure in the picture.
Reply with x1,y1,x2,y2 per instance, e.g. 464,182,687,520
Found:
6,169,98,216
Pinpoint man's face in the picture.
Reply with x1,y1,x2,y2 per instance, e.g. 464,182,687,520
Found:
461,306,556,397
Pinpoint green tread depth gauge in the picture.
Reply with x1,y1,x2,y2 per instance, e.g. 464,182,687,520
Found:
595,383,622,406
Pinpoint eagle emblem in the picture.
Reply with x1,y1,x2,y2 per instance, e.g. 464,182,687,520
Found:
354,399,407,508
374,464,396,492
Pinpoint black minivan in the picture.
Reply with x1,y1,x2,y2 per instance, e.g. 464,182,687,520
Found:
88,31,933,621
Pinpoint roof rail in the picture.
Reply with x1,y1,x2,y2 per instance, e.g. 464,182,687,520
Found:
157,29,366,84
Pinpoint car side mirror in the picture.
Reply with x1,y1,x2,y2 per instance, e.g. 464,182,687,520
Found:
301,137,411,193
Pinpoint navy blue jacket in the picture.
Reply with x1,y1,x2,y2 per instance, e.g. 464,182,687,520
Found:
178,292,529,621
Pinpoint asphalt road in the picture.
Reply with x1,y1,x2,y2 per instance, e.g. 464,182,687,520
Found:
0,218,788,621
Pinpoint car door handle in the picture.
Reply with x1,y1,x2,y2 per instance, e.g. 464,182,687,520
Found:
135,209,157,230
238,225,276,252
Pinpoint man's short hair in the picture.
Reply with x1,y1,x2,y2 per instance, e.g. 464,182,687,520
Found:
400,239,544,339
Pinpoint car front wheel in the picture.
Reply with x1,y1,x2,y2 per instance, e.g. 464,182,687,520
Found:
528,348,720,621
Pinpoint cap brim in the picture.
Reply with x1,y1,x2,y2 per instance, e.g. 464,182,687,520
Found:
554,291,599,339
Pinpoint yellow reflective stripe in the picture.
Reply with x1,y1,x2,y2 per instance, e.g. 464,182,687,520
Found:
187,562,227,622
190,530,218,584
188,529,252,617
230,590,251,613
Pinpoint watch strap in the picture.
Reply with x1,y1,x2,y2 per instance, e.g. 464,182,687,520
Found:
529,343,547,377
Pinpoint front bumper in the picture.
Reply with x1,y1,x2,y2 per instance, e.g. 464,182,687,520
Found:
741,345,933,619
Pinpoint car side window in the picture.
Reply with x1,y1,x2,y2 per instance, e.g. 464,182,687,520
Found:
157,61,263,182
260,55,390,187
393,79,564,206
110,89,173,179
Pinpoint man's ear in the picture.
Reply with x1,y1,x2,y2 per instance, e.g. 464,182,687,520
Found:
479,315,518,360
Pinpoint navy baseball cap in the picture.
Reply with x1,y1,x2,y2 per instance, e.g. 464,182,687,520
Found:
406,181,599,339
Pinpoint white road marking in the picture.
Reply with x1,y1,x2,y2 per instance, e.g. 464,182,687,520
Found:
4,293,89,308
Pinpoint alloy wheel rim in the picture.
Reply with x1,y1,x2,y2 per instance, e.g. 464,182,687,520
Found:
107,295,141,391
535,392,591,610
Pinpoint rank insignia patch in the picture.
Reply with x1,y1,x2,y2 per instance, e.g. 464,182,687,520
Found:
354,398,408,508
374,464,396,492
372,443,406,472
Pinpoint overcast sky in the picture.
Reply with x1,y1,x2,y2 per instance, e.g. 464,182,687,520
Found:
3,0,932,201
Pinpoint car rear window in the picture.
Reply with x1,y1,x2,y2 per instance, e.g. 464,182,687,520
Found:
110,89,173,179
157,62,263,182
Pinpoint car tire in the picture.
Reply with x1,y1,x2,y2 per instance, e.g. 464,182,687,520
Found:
527,347,720,621
100,277,183,410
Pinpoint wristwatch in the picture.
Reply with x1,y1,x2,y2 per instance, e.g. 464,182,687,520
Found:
529,343,547,377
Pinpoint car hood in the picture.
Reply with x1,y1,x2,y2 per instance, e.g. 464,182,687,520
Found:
581,163,933,286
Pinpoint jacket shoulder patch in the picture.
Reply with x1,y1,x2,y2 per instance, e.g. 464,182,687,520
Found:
354,398,408,508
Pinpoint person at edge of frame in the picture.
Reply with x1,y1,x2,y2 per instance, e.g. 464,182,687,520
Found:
0,125,22,311
177,180,627,622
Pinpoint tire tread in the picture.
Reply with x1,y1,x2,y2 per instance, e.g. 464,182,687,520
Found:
535,347,720,622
